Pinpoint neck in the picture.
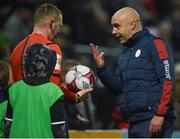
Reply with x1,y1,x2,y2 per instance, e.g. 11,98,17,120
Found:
32,26,49,39
133,25,142,36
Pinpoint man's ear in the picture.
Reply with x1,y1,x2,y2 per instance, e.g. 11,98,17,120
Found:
49,20,54,30
130,21,136,30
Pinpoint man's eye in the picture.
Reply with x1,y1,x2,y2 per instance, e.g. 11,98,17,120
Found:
115,25,120,29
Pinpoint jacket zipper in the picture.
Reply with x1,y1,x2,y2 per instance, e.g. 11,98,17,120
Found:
124,48,133,115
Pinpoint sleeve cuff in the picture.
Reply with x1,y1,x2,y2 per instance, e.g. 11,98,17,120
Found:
97,66,106,73
155,112,165,117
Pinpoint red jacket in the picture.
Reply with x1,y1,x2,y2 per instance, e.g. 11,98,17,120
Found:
10,33,76,101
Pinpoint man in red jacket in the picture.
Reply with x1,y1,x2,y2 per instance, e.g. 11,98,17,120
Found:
10,3,93,102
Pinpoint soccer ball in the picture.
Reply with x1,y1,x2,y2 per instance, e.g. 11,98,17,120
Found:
65,65,96,92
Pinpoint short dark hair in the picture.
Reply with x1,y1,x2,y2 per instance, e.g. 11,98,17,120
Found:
34,3,62,25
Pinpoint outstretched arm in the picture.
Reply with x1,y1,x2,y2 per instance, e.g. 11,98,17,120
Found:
90,43,122,95
59,83,93,103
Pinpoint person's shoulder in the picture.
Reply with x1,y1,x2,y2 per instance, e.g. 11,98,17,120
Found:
10,80,24,88
12,37,28,52
30,34,62,54
46,42,61,52
9,80,25,94
46,82,60,89
46,82,64,95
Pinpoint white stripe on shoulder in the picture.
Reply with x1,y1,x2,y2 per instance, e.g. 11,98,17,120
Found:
5,117,13,121
51,121,65,125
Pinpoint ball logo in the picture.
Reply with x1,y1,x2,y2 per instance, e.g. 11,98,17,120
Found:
135,49,141,57
83,81,89,89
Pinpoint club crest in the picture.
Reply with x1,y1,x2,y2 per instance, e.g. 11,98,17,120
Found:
135,49,141,57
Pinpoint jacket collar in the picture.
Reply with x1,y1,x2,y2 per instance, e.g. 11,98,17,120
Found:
124,28,150,47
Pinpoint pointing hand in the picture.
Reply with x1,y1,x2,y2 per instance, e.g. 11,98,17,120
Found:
90,43,105,68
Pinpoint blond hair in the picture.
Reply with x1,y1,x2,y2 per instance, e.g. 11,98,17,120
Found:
34,3,63,25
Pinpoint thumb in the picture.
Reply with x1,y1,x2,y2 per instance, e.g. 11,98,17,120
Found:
77,88,94,97
100,52,104,57
81,88,94,93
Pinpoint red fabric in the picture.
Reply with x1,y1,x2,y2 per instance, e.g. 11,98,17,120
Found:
153,39,169,59
112,106,123,120
10,33,62,82
58,83,77,102
10,33,76,101
112,106,129,129
142,0,159,17
156,80,172,116
117,122,129,129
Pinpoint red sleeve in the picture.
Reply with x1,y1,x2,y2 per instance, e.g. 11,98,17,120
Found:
58,83,77,102
152,39,173,116
47,43,63,75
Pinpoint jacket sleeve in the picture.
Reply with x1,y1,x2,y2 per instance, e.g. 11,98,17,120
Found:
4,101,13,138
97,61,123,95
150,39,175,116
58,84,77,102
50,97,69,138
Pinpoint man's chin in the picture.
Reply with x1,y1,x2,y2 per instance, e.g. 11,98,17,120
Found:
119,39,126,44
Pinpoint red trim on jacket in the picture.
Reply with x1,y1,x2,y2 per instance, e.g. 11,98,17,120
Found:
156,80,172,116
153,39,169,59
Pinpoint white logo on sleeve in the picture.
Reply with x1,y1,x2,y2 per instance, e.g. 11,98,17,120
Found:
135,49,141,57
55,54,62,71
163,60,171,80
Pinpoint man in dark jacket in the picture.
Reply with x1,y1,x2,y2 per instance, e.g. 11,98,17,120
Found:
90,7,175,138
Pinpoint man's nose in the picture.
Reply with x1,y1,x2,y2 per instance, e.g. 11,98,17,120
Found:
112,28,116,35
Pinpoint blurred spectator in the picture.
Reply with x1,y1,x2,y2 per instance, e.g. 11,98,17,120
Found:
53,24,75,59
174,63,180,130
155,0,175,18
158,20,173,46
48,0,111,46
171,8,180,51
0,61,13,138
0,32,11,61
141,0,159,18
125,0,154,25
112,106,129,129
92,80,118,129
4,3,33,49
0,1,13,28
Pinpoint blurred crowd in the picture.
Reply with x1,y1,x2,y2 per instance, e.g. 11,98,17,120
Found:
0,0,180,130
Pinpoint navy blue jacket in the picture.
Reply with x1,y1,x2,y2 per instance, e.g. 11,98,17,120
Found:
97,28,175,122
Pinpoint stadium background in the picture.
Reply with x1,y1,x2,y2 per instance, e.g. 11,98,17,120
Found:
0,0,180,138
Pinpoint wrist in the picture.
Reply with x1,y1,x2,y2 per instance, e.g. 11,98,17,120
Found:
75,94,80,103
97,66,106,72
96,64,105,68
155,113,165,117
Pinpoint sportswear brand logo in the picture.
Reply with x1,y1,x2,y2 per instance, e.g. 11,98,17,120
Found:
55,54,62,71
163,60,171,80
135,49,141,57
83,81,89,89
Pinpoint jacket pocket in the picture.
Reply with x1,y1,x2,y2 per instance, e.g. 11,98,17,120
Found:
127,91,151,114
